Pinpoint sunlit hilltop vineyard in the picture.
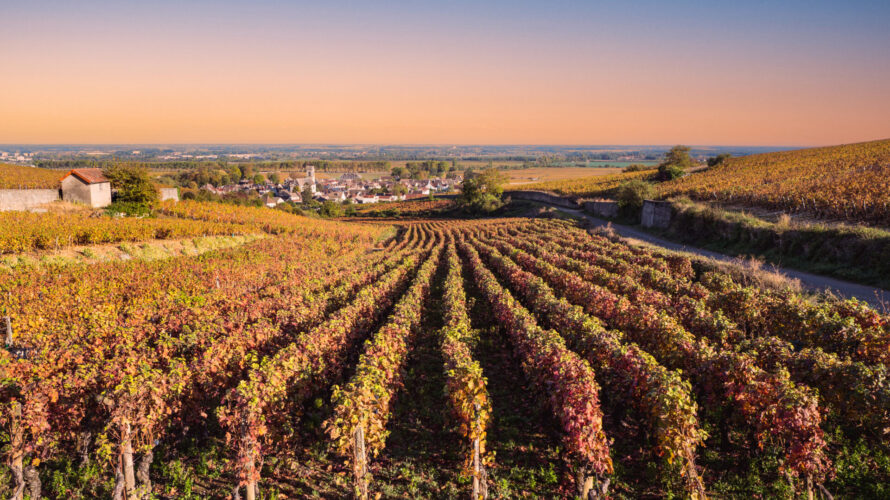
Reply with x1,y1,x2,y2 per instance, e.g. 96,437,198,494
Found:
1,201,888,499
517,139,890,228
656,139,890,225
516,170,657,199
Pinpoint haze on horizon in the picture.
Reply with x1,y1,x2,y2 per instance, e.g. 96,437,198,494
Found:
2,0,888,147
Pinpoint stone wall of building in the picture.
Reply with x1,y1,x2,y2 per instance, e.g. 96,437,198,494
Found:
159,188,179,202
61,177,111,208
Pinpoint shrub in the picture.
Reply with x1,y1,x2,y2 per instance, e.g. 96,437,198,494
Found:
622,163,656,173
106,201,152,217
707,153,732,168
616,179,655,217
658,164,686,181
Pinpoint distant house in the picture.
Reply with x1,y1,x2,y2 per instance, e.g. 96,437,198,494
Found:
60,168,111,208
159,187,179,202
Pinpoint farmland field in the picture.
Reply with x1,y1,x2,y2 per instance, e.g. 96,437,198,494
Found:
515,170,657,198
504,167,624,185
1,208,888,499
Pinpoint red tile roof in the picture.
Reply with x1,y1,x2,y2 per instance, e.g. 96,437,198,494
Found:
61,168,109,185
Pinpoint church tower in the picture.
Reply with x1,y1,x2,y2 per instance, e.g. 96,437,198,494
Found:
305,164,317,193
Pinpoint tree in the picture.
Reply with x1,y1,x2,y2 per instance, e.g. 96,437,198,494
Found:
103,164,158,205
343,199,357,217
269,172,281,184
460,167,507,214
252,173,266,185
301,184,314,205
390,166,405,179
657,145,693,181
240,164,254,180
228,165,242,181
391,183,407,197
476,168,507,197
320,200,344,217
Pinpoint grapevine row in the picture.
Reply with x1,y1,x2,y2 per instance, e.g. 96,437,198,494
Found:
325,239,444,497
217,228,437,496
456,230,613,498
477,232,830,483
461,234,706,497
437,240,492,493
514,223,890,430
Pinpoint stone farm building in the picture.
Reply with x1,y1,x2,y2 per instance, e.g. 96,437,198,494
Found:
60,168,112,208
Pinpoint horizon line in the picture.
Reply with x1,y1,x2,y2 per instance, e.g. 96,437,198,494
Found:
0,142,843,149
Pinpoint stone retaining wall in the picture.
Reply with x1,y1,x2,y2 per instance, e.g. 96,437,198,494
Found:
641,200,673,228
583,200,619,219
505,190,581,209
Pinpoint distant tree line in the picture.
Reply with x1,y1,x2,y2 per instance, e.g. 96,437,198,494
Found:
391,160,458,180
35,159,393,174
35,159,228,170
301,160,391,172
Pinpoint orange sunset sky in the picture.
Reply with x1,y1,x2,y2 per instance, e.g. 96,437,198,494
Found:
1,1,888,146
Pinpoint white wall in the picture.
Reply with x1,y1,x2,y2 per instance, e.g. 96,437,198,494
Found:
0,189,60,211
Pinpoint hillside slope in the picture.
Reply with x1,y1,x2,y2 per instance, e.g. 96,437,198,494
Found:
514,169,656,198
0,163,63,189
658,138,890,226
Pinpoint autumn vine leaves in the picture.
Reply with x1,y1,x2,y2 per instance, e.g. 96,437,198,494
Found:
2,211,888,498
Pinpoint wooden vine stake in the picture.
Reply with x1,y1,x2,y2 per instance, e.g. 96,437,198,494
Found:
472,437,487,499
245,456,257,500
471,403,488,499
121,421,137,500
9,402,24,500
576,464,609,500
353,424,369,500
5,315,13,347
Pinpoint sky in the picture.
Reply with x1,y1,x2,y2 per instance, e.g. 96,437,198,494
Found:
1,0,889,146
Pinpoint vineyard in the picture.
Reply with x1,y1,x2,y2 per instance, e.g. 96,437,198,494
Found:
351,199,456,217
658,138,890,226
0,211,256,254
1,213,889,499
516,170,656,199
0,201,377,255
0,164,63,190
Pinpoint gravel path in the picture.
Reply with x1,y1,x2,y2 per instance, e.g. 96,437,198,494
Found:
557,207,890,309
